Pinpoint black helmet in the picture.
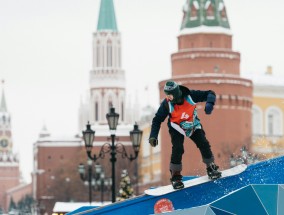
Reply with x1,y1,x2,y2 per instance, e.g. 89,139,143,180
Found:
164,81,182,101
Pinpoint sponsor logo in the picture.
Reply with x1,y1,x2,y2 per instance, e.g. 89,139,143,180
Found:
154,198,174,214
181,112,189,120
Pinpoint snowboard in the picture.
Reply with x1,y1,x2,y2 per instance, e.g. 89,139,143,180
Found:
144,164,247,196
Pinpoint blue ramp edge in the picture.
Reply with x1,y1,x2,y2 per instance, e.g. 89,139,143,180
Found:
68,156,284,215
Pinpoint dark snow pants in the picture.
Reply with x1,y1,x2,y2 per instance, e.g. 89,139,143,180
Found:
169,127,214,172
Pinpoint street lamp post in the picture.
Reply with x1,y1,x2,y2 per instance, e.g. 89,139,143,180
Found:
78,159,93,205
78,162,112,204
93,164,112,204
82,107,143,203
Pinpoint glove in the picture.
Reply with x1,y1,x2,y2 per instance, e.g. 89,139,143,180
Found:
180,121,193,130
205,102,214,114
149,137,158,147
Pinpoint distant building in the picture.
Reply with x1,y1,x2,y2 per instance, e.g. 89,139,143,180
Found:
32,128,82,214
52,201,111,215
243,68,284,158
0,81,31,213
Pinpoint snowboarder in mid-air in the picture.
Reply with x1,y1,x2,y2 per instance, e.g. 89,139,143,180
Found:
149,81,221,189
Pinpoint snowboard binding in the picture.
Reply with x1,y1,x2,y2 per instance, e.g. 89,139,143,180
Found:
170,174,185,189
207,163,222,180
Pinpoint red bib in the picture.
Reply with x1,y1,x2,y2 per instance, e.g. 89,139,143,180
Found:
168,97,196,125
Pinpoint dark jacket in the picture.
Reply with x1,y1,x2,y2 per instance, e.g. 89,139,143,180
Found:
149,85,216,139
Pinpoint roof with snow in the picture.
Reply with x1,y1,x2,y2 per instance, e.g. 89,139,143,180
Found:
92,123,134,137
67,155,284,215
53,202,111,213
181,0,230,31
242,72,284,87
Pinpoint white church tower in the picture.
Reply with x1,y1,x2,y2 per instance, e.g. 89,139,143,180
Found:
90,0,126,124
79,0,131,131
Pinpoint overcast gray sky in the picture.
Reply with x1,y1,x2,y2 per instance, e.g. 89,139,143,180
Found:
0,0,283,183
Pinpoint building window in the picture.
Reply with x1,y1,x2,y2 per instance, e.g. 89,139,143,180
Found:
95,102,99,121
206,3,214,20
190,4,198,20
102,45,105,67
265,107,283,136
252,105,263,136
121,102,124,121
108,98,113,110
268,114,273,135
96,41,100,67
118,47,121,67
107,40,112,67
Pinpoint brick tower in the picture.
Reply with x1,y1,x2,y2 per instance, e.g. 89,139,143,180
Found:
0,81,21,212
159,0,253,183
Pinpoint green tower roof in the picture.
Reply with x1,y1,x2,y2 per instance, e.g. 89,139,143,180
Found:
181,0,230,30
97,0,118,31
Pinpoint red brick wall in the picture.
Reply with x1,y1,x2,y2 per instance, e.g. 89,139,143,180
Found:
0,165,21,211
172,33,240,76
171,50,240,76
5,183,32,212
178,33,232,49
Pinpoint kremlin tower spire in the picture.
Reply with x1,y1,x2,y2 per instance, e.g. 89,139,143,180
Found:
0,80,14,154
0,81,25,213
97,0,118,31
0,80,7,112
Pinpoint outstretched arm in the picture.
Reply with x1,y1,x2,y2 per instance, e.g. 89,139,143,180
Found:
149,99,169,139
189,90,216,104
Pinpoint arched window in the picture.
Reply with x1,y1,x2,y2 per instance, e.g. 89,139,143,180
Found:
107,40,112,67
205,1,214,19
108,97,113,111
118,46,121,67
265,106,283,136
96,41,100,67
252,105,263,136
121,102,124,121
190,1,198,20
95,101,99,121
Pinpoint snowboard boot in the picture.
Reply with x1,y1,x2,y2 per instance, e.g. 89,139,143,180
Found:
206,162,222,180
170,171,184,190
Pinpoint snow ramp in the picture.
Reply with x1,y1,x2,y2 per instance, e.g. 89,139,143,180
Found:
68,156,284,215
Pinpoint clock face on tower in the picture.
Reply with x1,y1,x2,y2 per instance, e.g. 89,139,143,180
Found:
0,138,9,148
